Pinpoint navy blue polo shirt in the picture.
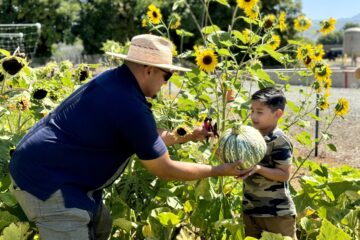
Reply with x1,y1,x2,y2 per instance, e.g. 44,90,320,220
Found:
9,65,167,214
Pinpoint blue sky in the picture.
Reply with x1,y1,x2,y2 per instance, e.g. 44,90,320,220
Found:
301,0,360,20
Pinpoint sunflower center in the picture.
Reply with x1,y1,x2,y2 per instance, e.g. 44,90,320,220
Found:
264,19,273,28
176,127,187,136
318,68,327,76
203,55,213,65
245,0,251,2
153,12,158,18
305,56,312,65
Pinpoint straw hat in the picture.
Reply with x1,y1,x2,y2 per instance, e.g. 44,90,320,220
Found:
106,34,191,72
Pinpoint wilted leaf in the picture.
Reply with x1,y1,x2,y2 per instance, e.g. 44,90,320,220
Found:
0,222,31,240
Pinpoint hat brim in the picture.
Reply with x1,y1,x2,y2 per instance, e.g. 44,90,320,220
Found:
105,52,191,72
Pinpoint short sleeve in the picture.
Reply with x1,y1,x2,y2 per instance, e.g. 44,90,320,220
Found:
120,106,167,160
271,135,293,165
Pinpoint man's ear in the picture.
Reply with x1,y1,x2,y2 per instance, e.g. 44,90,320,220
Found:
275,109,284,118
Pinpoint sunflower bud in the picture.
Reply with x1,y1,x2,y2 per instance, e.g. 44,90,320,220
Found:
79,69,89,82
2,57,24,75
33,89,48,100
173,125,190,138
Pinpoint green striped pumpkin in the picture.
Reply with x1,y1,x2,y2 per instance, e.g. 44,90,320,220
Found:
217,125,267,169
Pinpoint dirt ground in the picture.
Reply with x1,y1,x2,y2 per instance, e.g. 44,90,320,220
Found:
290,87,359,169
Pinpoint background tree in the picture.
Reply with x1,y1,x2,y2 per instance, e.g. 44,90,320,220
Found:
73,0,139,54
0,0,81,57
317,31,343,45
342,22,360,30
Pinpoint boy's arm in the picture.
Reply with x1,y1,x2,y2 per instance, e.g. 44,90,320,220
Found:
241,164,291,182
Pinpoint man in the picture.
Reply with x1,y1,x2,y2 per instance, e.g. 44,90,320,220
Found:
9,34,247,240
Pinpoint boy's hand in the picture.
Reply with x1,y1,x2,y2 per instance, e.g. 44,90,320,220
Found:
237,165,261,180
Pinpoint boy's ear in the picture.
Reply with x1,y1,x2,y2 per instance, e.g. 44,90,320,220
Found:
275,109,284,118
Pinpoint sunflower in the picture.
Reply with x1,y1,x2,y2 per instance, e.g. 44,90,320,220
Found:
320,17,336,35
195,48,218,73
324,77,332,90
263,14,276,29
313,44,325,61
169,13,181,29
279,11,287,32
267,35,281,50
296,44,314,61
142,18,148,28
319,91,330,110
18,96,30,111
334,98,349,116
147,4,162,25
173,125,191,138
237,0,259,11
294,15,312,32
244,5,260,20
313,62,332,81
171,42,178,56
241,29,260,45
242,29,251,44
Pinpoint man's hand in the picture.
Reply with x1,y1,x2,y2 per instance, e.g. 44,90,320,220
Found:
215,160,254,177
190,126,213,142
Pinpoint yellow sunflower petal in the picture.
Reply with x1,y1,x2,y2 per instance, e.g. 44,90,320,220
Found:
237,0,259,11
320,17,336,35
335,98,349,116
294,15,312,32
147,4,162,25
279,11,287,32
195,49,218,73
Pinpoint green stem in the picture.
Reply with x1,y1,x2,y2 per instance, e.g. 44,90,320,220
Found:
6,115,13,134
290,114,337,181
184,0,206,45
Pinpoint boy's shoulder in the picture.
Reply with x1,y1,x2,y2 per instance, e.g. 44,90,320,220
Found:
266,128,292,150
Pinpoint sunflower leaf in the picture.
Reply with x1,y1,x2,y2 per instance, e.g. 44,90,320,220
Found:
215,0,230,7
201,25,221,35
218,48,231,57
176,29,194,37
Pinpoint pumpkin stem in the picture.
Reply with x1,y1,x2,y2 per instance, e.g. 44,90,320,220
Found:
231,122,242,135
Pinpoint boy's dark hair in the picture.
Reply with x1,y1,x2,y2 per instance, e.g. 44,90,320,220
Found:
251,87,286,111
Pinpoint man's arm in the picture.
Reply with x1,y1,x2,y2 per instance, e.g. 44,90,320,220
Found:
158,126,212,146
140,152,251,180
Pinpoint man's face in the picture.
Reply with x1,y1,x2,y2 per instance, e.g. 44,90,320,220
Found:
145,67,173,98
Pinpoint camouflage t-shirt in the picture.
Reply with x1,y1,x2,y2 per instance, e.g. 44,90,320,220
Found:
242,128,296,217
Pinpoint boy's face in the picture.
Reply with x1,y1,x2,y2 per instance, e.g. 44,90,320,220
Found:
250,100,282,135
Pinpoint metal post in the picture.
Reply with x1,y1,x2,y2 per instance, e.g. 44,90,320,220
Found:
315,94,319,157
344,71,348,88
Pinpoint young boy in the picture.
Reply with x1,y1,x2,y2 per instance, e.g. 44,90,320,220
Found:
241,87,297,239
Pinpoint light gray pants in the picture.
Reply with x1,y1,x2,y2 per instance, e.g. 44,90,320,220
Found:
10,181,112,240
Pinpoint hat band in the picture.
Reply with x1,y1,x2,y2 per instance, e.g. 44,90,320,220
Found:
126,44,172,65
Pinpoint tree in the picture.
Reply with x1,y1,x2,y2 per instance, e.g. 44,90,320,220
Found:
343,22,360,30
0,0,81,57
317,31,343,45
74,0,139,54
